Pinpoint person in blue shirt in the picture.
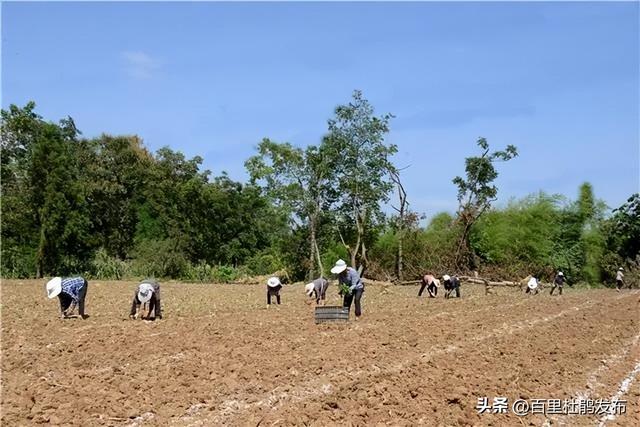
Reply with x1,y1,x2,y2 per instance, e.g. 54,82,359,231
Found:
46,277,89,319
331,259,364,319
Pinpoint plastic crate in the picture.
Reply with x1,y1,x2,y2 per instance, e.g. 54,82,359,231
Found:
315,306,350,324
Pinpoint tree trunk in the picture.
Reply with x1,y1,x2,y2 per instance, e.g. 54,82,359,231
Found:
314,238,324,278
308,216,318,280
397,235,403,281
36,227,45,278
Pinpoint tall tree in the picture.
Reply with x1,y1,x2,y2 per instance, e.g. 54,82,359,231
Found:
452,137,518,270
245,138,335,279
324,90,397,273
30,119,91,276
1,103,43,277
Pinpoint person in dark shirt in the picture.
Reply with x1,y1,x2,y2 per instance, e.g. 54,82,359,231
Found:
443,274,461,298
130,279,162,320
550,271,567,296
46,277,89,319
267,277,282,307
332,259,365,319
305,277,330,305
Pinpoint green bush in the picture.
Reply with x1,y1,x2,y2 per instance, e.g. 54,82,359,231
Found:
91,248,131,279
131,238,187,279
245,250,285,276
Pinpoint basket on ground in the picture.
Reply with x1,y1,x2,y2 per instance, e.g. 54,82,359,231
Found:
314,306,349,324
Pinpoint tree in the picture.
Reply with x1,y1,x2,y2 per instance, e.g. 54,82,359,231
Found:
324,90,397,273
452,137,518,270
30,120,91,276
245,138,336,279
604,194,640,263
1,103,45,277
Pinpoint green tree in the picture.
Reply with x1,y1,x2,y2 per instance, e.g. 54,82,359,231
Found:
245,138,336,279
30,120,91,276
1,103,43,277
324,90,397,273
452,137,518,270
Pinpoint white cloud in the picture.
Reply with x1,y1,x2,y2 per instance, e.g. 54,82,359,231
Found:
122,51,161,80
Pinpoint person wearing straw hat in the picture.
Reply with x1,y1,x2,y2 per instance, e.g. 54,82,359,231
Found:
550,271,567,296
267,276,283,307
525,276,539,295
46,276,89,319
443,274,461,298
331,259,364,319
418,273,439,298
305,277,330,305
615,268,625,291
130,279,162,320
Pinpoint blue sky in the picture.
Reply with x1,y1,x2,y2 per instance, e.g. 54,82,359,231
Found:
3,1,639,219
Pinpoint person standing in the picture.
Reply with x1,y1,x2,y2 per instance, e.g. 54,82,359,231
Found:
331,259,364,319
130,279,162,320
418,273,439,298
550,271,566,296
305,277,329,305
616,268,625,291
46,277,89,319
267,277,282,307
443,274,461,298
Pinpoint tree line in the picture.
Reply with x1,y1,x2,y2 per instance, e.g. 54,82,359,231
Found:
2,92,638,286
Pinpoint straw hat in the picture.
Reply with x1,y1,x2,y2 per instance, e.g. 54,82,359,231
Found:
46,277,62,299
330,259,348,274
138,283,155,303
305,282,315,296
267,277,281,288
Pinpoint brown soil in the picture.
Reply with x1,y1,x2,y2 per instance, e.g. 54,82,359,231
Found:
1,280,638,426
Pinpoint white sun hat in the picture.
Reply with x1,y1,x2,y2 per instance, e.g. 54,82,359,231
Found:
330,259,348,274
267,277,281,288
527,277,538,289
46,277,62,299
442,274,451,281
305,282,315,296
138,283,155,303
558,271,564,276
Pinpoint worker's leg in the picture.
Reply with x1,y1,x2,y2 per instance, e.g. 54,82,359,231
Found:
353,289,363,317
78,280,88,318
418,282,427,296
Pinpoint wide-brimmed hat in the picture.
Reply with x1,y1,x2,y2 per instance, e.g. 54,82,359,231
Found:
267,277,281,288
305,282,314,296
330,259,348,274
442,274,451,281
527,277,538,289
558,271,564,276
46,277,62,299
618,267,624,271
138,283,155,303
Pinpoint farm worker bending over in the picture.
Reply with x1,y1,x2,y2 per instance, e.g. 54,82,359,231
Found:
418,274,439,298
331,259,365,319
46,277,89,319
550,271,567,296
616,268,625,291
525,276,539,295
130,279,162,320
443,275,461,298
267,277,282,307
305,277,329,305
